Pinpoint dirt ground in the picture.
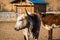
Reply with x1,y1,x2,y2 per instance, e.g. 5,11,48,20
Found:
0,22,24,40
0,22,60,40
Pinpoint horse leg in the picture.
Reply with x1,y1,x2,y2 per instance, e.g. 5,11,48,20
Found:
28,27,33,39
22,28,29,40
29,21,33,38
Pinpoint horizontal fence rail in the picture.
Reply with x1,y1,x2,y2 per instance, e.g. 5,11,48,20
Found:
0,12,16,21
46,12,60,14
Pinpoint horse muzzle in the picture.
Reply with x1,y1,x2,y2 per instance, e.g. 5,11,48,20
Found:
14,27,20,31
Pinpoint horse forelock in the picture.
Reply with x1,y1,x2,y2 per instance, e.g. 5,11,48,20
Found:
17,13,28,21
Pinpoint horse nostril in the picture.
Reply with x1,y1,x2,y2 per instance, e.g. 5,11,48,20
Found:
14,28,19,31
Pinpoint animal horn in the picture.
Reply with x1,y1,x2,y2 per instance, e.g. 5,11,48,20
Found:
25,7,29,15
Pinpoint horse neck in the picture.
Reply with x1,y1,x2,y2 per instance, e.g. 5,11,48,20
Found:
36,12,42,21
36,12,45,25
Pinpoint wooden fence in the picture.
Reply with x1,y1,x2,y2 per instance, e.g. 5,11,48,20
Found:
0,12,16,22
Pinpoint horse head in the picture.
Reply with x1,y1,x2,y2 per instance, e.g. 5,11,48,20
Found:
15,13,28,31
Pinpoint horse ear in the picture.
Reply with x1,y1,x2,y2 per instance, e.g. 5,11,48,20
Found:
25,8,31,15
27,11,32,15
26,11,31,15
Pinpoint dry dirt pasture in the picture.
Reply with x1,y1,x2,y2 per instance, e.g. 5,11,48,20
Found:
0,22,34,40
0,22,24,40
0,22,60,40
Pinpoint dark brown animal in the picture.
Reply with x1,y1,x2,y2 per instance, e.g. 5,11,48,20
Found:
36,13,60,26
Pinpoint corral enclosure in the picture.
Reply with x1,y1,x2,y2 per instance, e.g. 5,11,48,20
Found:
0,0,60,40
0,12,60,40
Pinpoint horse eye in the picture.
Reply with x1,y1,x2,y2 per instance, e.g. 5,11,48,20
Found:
19,19,23,21
25,16,27,19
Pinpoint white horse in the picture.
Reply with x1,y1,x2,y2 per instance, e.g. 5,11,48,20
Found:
15,11,40,40
15,11,34,40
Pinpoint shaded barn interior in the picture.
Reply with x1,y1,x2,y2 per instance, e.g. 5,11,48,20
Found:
34,4,47,13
